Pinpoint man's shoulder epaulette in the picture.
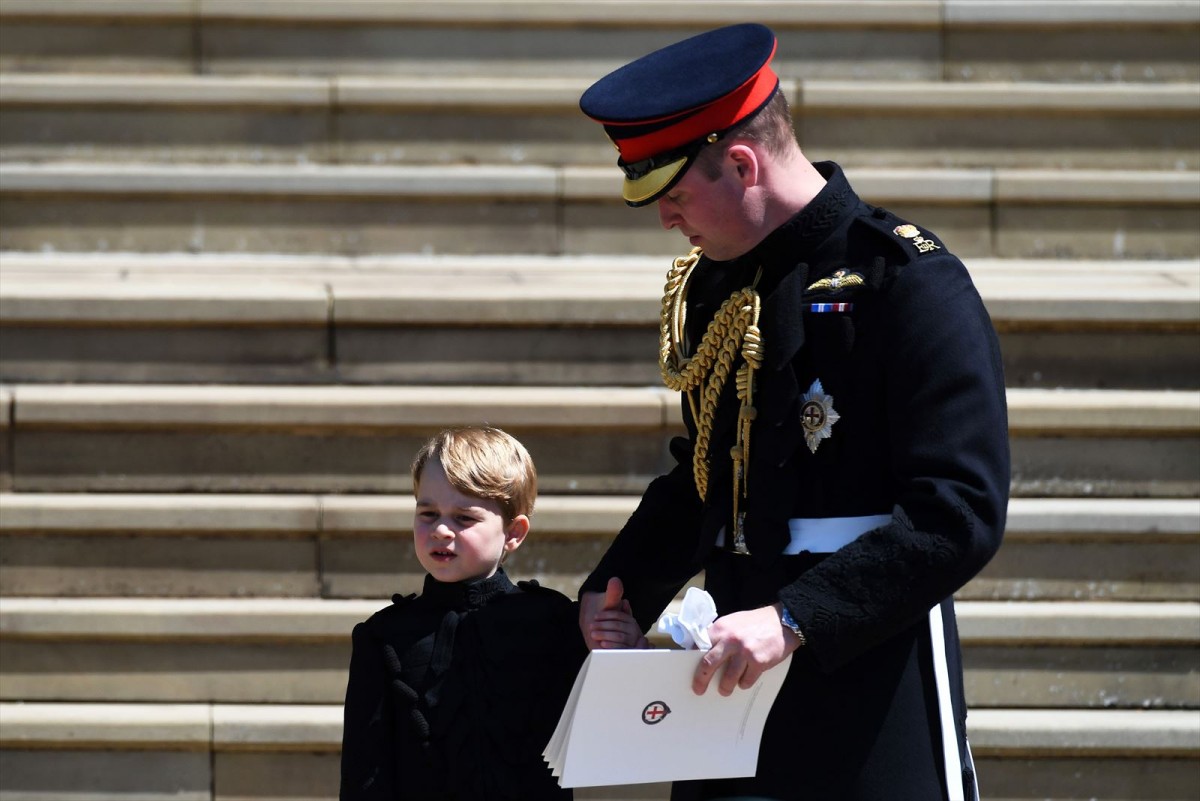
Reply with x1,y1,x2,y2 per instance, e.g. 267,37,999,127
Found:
853,206,948,265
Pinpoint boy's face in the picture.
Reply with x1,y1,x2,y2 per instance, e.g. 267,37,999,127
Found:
413,458,527,583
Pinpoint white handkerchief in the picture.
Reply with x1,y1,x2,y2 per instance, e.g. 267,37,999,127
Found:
656,587,717,650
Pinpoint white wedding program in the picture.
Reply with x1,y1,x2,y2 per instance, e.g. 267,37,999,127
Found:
543,648,791,787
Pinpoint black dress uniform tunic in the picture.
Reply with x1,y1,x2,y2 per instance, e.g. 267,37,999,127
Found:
580,162,1010,801
340,568,586,801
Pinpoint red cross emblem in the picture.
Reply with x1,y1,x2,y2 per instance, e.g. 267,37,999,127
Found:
641,701,671,725
800,379,840,454
801,401,826,432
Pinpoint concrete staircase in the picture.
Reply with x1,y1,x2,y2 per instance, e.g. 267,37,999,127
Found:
1,2,1198,800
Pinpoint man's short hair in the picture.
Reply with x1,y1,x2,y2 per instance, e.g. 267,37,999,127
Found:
693,90,798,181
411,426,538,522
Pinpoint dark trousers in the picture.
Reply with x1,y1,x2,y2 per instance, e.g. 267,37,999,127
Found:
670,549,949,801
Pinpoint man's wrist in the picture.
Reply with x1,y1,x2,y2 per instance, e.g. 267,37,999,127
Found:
778,603,806,647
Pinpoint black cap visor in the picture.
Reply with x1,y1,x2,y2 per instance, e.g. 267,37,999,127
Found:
619,140,705,207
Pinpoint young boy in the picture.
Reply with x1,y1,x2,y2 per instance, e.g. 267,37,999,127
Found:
339,426,640,800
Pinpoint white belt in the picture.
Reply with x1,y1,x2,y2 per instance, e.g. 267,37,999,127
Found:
783,514,892,554
716,513,891,554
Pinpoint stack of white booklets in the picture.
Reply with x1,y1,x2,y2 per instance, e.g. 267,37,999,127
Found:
543,649,790,788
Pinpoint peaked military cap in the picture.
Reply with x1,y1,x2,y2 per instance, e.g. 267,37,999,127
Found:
580,23,780,207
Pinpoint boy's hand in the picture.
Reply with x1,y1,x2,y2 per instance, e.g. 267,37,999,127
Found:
580,577,649,650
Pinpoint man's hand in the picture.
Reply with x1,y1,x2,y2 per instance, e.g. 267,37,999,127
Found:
692,603,802,696
580,577,647,650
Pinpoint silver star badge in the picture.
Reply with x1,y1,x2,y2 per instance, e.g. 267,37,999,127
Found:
800,379,840,454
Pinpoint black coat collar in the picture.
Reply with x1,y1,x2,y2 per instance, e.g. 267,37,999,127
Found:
420,567,516,612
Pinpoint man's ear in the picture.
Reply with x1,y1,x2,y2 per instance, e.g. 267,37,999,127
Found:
503,515,530,554
726,144,759,186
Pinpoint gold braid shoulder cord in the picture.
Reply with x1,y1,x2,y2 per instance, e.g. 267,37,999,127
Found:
658,246,764,555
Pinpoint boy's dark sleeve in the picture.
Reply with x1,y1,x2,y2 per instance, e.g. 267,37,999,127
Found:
511,586,588,746
528,594,588,800
441,587,582,800
339,621,394,801
544,598,589,721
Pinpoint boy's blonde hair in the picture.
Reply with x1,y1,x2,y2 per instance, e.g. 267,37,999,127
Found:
411,426,538,522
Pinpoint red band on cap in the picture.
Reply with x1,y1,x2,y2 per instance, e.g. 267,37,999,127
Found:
610,64,780,163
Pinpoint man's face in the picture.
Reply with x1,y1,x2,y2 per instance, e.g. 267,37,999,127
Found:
654,157,752,261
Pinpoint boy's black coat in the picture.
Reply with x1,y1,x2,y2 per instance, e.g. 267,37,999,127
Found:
340,568,585,800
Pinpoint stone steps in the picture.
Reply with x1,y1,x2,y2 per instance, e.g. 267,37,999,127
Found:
2,493,1196,602
0,384,1196,497
3,73,1196,169
1,0,1196,81
0,703,1196,801
1,6,1197,799
2,254,1197,389
0,596,1196,710
2,162,1198,258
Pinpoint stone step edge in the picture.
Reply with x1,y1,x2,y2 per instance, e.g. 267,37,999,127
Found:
2,493,1195,540
6,253,1196,275
1,0,1196,27
2,267,1197,326
2,163,1198,205
3,250,1195,286
1,597,1196,645
4,74,1196,114
2,384,1198,435
0,703,1195,757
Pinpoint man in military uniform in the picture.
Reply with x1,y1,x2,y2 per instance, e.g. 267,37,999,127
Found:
576,23,1010,801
